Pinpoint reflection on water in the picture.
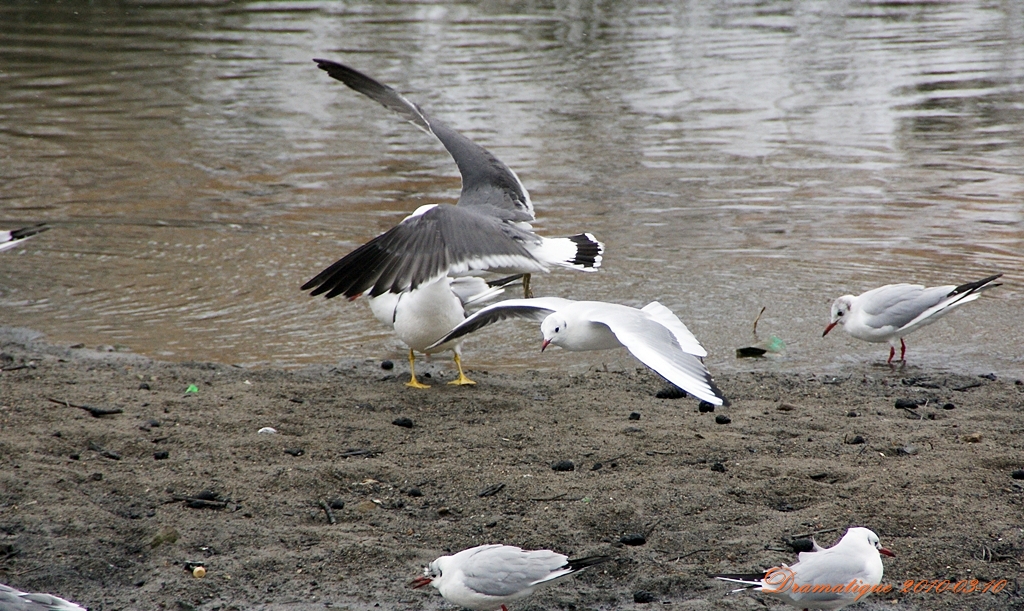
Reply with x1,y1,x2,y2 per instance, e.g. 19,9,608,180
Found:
1,1,1021,376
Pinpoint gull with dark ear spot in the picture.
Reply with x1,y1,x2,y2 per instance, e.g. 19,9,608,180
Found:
426,297,726,405
824,274,1002,363
301,59,603,302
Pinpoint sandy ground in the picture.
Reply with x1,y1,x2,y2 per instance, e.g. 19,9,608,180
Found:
1,326,1022,611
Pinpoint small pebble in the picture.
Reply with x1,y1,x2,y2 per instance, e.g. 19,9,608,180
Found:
329,498,346,510
942,403,955,410
154,451,169,460
380,360,394,370
980,372,997,381
406,487,423,497
1010,470,1024,480
392,417,414,428
551,460,575,472
90,473,103,481
894,398,924,409
698,402,715,413
845,435,866,445
898,445,919,456
138,382,151,390
284,448,305,457
847,411,859,417
633,591,657,604
628,412,641,420
591,462,603,471
963,433,983,443
620,533,646,546
655,385,688,399
257,427,278,435
715,415,731,425
69,453,80,461
710,462,726,473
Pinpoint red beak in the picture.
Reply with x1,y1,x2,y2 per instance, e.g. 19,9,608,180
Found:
879,547,895,558
541,339,551,352
410,576,433,589
822,322,837,337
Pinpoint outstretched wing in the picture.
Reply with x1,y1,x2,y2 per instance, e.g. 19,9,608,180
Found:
424,297,573,350
313,59,534,223
586,306,725,405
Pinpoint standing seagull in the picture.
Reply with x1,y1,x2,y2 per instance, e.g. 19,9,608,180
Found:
367,275,521,388
301,59,603,302
713,527,895,610
823,274,1002,363
0,582,86,611
410,544,610,611
0,224,49,253
426,297,727,405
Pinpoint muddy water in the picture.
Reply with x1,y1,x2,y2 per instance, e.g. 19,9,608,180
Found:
2,1,1022,378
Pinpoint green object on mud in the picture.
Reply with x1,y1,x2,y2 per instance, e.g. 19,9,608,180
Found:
185,384,199,394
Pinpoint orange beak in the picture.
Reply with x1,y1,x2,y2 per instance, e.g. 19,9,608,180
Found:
541,339,551,352
411,576,433,589
822,322,837,337
879,547,895,558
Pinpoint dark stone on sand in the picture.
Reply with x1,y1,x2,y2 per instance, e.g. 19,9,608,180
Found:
980,373,997,381
69,453,80,460
406,487,423,497
380,360,394,370
789,538,816,553
194,490,219,501
154,451,169,460
1011,470,1024,480
477,483,505,497
329,498,345,509
138,382,151,390
90,473,103,481
284,448,304,457
656,385,688,399
895,398,925,409
620,533,646,546
551,460,575,472
699,402,715,413
847,411,859,417
711,462,726,473
633,591,657,604
392,417,414,428
846,435,865,445
422,372,431,379
943,403,956,410
629,412,641,420
591,462,603,471
715,415,731,424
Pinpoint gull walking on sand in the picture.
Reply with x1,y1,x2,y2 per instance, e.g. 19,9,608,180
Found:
426,297,726,405
411,544,610,611
714,527,895,610
823,274,1002,363
300,59,603,303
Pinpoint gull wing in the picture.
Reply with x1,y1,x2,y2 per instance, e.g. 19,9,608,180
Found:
585,305,725,405
314,59,534,223
459,547,569,597
640,301,707,357
424,297,572,350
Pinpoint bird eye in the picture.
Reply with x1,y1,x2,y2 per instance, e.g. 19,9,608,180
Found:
554,326,560,333
837,311,844,316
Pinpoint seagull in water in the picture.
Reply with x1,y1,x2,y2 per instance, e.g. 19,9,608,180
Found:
301,59,603,303
367,274,522,388
0,582,86,611
823,274,1002,363
426,297,727,405
714,527,895,610
411,544,610,611
0,224,49,253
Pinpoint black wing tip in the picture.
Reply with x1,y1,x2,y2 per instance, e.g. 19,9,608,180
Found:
948,273,1003,298
566,555,613,572
10,223,50,239
567,233,604,269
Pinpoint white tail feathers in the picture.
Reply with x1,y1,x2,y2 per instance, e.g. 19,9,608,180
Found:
527,233,604,271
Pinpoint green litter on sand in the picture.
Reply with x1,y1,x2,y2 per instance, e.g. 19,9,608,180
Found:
185,384,199,394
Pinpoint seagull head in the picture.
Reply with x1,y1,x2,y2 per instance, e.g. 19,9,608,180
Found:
823,296,853,336
846,527,896,558
540,314,568,351
411,559,443,589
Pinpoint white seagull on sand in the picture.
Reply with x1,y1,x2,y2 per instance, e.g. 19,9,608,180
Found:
426,297,727,405
411,544,610,611
0,582,86,611
0,224,49,253
367,274,521,388
714,527,895,610
300,59,603,303
823,274,1002,363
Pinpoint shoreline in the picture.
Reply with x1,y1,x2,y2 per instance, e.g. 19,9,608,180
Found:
1,327,1022,611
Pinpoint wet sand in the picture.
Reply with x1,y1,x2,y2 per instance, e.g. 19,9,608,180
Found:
1,327,1021,611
